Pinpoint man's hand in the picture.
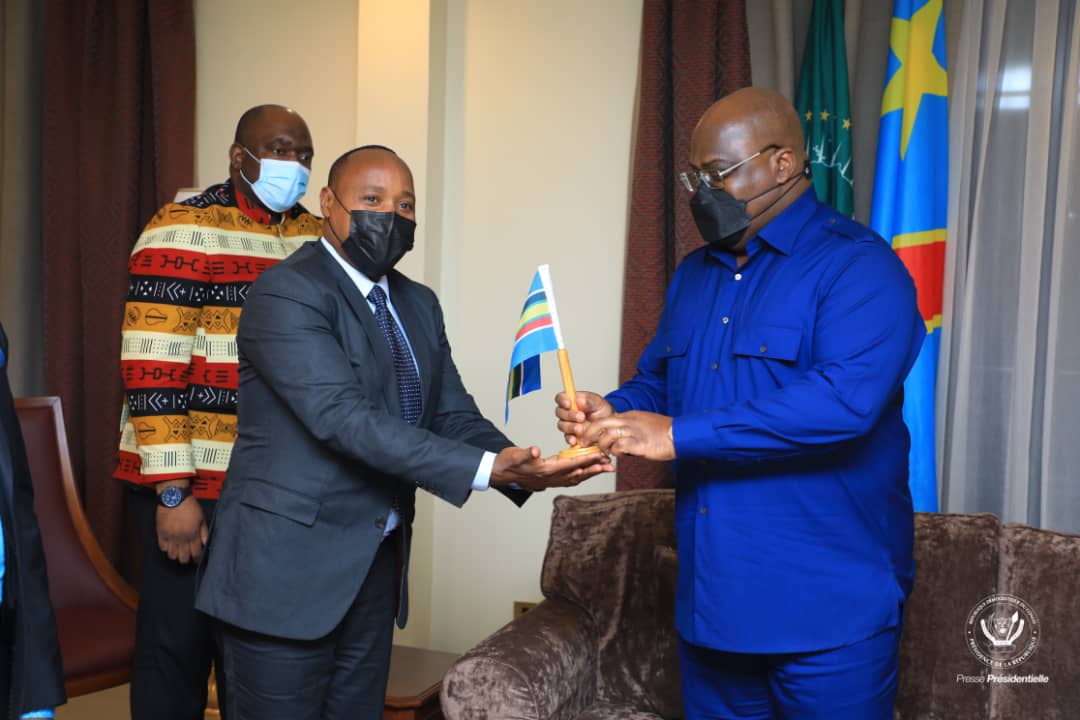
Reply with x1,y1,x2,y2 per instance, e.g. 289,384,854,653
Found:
581,411,676,461
554,391,614,446
490,446,614,491
155,481,208,564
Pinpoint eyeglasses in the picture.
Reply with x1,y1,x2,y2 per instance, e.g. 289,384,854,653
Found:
679,144,780,192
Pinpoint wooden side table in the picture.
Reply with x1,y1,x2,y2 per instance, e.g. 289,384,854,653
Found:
384,645,459,720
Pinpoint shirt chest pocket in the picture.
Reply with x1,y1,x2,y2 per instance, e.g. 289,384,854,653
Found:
733,324,803,365
658,328,692,410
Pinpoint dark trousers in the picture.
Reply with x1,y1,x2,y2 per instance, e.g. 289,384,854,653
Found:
129,487,227,720
679,623,902,720
218,532,397,720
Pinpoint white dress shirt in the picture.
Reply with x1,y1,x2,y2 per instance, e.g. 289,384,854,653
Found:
321,238,495,536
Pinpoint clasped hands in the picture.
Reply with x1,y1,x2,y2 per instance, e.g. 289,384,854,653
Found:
492,390,676,496
554,391,675,462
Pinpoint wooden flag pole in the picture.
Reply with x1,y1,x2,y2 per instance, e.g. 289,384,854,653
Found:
556,348,602,459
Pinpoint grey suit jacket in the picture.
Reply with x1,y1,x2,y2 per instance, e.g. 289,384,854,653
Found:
194,241,524,640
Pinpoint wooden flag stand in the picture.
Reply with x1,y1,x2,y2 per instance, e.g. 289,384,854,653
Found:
556,348,603,459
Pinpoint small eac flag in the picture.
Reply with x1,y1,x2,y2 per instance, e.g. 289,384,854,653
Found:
505,265,566,422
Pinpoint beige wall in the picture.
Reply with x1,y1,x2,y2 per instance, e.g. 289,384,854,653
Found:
425,0,641,653
193,0,642,654
194,0,358,194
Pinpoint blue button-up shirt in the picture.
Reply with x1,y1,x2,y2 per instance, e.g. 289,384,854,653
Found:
607,190,924,654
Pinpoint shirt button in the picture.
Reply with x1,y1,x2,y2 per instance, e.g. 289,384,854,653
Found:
699,506,707,515
711,362,718,370
760,345,768,353
722,316,730,324
734,273,743,281
375,517,386,529
665,345,671,352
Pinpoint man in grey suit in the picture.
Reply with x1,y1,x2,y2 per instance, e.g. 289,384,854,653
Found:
194,145,610,719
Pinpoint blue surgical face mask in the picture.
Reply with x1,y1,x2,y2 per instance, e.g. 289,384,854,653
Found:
239,146,310,213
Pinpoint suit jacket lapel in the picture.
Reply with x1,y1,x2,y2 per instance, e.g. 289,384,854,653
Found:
341,276,403,419
316,244,402,417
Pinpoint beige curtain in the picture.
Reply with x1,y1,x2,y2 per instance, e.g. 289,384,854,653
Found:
941,0,1080,532
747,1,1080,531
0,0,44,396
749,1,1080,531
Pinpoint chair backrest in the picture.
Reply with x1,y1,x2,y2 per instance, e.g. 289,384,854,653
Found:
15,397,135,609
541,490,681,718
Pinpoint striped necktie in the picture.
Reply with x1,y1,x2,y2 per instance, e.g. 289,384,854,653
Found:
367,285,422,424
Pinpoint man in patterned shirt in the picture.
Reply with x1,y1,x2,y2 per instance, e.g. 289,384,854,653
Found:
115,104,321,720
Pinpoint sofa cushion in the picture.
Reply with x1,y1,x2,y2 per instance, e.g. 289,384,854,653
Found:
988,523,1080,720
895,512,999,720
542,490,681,718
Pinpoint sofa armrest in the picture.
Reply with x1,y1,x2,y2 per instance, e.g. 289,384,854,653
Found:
440,597,597,720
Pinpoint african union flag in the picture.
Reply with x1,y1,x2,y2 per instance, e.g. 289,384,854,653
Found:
870,0,948,512
796,0,854,216
505,265,566,421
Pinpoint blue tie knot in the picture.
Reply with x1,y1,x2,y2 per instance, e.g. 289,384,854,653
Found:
368,284,389,308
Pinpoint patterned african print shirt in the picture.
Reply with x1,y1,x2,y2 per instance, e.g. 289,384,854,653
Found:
115,180,322,499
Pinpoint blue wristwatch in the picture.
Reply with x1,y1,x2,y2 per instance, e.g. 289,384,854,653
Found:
158,485,193,508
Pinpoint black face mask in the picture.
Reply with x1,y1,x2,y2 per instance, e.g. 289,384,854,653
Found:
329,190,416,280
689,165,811,250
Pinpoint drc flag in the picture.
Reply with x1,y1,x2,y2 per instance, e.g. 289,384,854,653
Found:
870,0,948,512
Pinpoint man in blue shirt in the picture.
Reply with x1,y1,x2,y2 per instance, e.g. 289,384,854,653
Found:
557,88,924,718
0,323,65,719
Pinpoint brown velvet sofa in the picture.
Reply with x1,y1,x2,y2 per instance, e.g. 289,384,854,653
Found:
440,490,1080,719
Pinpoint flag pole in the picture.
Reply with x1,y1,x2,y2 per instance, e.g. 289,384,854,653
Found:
555,348,600,458
540,266,602,459
556,349,579,413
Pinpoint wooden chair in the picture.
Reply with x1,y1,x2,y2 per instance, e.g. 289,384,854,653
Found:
15,396,138,697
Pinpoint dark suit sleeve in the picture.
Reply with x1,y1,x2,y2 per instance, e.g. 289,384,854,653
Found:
0,329,66,712
238,271,485,507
